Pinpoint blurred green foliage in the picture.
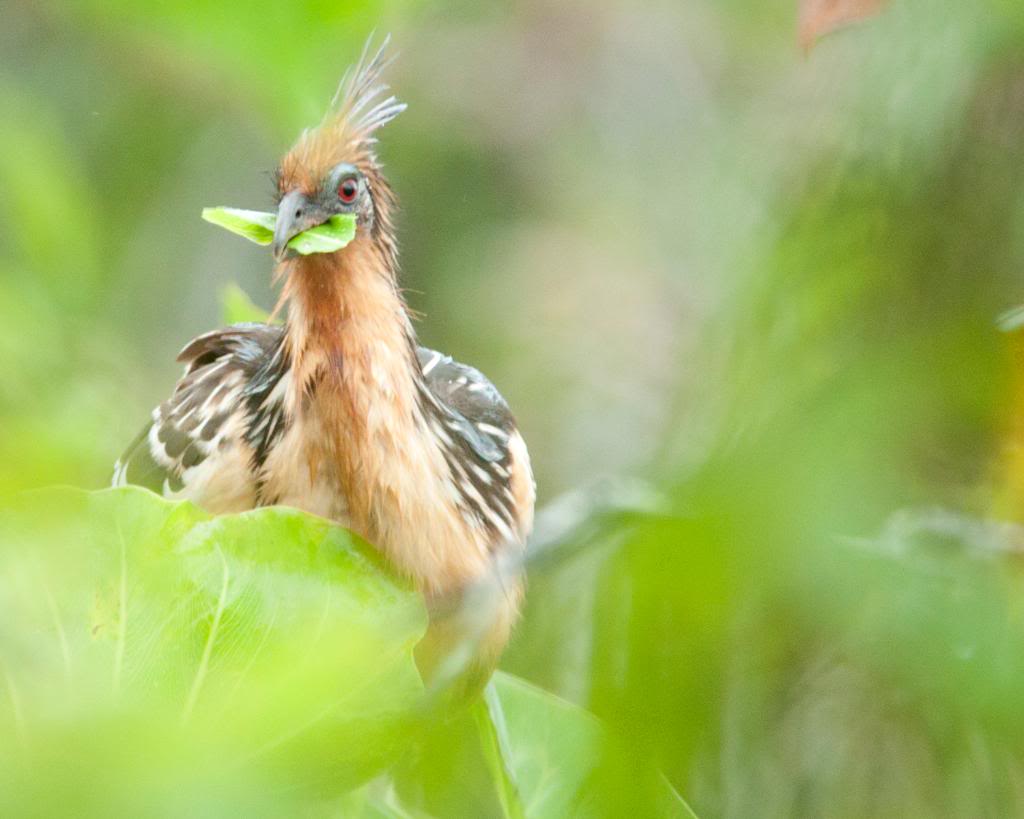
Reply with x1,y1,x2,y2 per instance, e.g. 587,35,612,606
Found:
0,487,426,815
6,0,1024,816
0,488,690,817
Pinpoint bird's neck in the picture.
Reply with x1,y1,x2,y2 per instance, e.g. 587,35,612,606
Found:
283,236,420,402
281,238,424,519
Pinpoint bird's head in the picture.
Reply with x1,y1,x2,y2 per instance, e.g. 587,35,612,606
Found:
270,38,405,264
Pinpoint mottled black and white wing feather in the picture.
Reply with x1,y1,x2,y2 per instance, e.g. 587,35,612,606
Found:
415,348,525,547
112,323,286,506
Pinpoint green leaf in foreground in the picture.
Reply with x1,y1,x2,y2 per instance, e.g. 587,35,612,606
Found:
0,487,701,816
201,207,276,245
0,487,427,817
479,672,699,819
202,207,357,255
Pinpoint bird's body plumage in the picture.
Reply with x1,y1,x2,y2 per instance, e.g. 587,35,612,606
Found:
113,322,534,591
114,39,534,675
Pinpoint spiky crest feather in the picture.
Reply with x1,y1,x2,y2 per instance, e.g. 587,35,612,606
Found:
277,35,407,196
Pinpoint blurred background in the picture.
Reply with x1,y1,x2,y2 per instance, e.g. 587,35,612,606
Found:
5,0,1024,815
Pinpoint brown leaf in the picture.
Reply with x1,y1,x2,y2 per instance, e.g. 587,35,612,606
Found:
798,0,889,51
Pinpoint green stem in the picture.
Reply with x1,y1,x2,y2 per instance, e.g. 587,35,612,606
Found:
474,684,526,819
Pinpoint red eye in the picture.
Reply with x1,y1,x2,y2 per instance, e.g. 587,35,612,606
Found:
338,177,359,204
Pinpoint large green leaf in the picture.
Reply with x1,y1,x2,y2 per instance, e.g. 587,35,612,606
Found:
0,487,702,816
480,672,698,819
0,487,426,816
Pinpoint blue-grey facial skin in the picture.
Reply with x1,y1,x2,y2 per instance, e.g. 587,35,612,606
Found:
271,163,371,261
324,162,374,229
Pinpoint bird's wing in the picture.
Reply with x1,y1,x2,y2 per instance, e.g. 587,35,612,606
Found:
416,347,515,461
416,347,536,543
113,323,286,511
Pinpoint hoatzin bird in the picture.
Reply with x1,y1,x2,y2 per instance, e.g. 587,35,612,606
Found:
113,40,535,681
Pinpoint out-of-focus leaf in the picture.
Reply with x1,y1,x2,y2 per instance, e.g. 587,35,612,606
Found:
0,487,426,816
221,282,276,325
480,672,698,819
798,0,888,50
287,214,358,255
0,83,102,307
475,694,526,819
994,327,1024,519
997,305,1024,334
202,206,276,244
61,2,375,127
335,779,420,818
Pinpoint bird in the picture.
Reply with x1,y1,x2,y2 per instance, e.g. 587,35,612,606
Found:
112,38,535,682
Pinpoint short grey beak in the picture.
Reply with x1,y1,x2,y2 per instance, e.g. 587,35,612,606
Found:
272,191,322,262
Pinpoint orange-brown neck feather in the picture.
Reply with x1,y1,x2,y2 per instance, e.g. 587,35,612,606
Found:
281,235,420,539
276,234,502,598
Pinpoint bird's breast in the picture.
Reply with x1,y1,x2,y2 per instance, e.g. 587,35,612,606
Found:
257,410,352,523
259,362,502,598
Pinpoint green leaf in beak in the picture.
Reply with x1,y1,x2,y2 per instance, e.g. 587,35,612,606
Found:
202,208,357,256
286,214,357,255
